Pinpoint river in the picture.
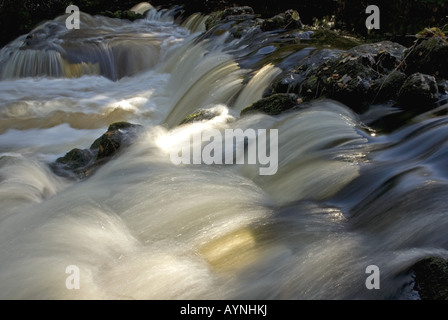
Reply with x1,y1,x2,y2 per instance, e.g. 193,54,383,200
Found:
0,6,447,300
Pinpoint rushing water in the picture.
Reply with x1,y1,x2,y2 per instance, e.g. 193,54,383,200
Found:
0,6,448,300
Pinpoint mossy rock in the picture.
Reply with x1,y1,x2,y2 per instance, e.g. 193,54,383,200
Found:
51,121,142,179
299,41,406,112
412,256,448,300
221,6,254,19
204,11,224,30
260,9,303,32
309,29,363,50
90,122,142,163
371,71,408,103
180,109,222,125
404,36,448,79
54,148,94,176
204,7,254,31
240,93,303,116
99,10,144,21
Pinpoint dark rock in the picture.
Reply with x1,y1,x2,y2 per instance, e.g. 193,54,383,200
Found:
240,93,304,116
204,11,224,31
51,122,142,179
221,6,254,19
398,73,439,109
371,71,408,103
204,6,255,31
307,29,363,50
412,256,448,300
348,41,406,73
404,33,448,79
297,41,406,112
53,148,95,178
90,122,142,163
269,48,344,95
100,10,145,21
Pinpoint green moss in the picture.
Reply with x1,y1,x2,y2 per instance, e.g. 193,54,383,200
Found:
180,109,220,125
416,27,447,40
240,93,303,116
204,11,224,30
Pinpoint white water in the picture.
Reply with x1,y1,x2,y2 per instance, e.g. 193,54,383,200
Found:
1,6,448,300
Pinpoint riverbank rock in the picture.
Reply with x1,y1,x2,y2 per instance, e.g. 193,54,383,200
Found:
204,6,256,32
51,122,142,179
100,10,145,21
270,41,406,112
259,9,303,32
412,256,448,300
403,31,448,79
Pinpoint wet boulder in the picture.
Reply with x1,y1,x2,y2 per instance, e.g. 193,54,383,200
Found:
370,70,408,103
53,148,95,173
180,109,223,125
404,30,448,79
298,41,406,112
51,122,142,179
204,6,255,31
100,10,145,21
240,93,304,116
269,48,344,96
260,9,303,32
398,73,439,109
90,122,142,163
221,6,254,19
412,256,448,300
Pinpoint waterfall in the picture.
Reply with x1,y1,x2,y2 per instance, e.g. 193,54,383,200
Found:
1,5,448,301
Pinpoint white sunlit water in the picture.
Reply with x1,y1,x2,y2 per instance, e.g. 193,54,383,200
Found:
0,5,448,300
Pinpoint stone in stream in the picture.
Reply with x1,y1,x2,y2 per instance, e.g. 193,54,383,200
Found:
403,30,448,79
259,9,303,32
299,41,407,112
411,256,448,300
51,122,142,179
179,109,223,125
398,73,439,110
240,93,305,116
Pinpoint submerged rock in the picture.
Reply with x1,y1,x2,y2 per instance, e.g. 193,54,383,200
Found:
240,93,304,116
269,48,344,95
51,122,142,179
412,256,448,300
179,109,223,125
